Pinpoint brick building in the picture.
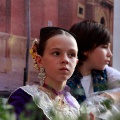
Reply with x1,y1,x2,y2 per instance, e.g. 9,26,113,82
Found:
0,0,114,37
0,0,114,91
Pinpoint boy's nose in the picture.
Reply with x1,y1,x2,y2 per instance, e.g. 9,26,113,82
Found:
108,49,113,57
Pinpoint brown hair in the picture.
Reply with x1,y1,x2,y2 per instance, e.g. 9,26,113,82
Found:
37,27,77,56
69,20,111,65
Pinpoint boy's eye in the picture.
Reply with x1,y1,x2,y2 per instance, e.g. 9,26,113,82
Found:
101,45,108,48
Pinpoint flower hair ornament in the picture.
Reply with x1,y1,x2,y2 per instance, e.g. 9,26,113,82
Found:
30,38,39,70
30,38,46,85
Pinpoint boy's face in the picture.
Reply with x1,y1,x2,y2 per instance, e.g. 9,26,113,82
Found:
39,34,78,83
86,43,112,70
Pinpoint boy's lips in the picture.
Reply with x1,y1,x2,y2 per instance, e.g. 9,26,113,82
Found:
105,60,110,64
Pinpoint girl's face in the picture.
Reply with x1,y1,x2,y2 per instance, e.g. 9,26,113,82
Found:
86,43,112,70
39,34,78,83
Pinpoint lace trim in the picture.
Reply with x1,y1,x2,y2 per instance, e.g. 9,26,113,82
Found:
20,85,80,120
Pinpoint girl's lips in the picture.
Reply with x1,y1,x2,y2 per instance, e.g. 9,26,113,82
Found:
59,68,69,71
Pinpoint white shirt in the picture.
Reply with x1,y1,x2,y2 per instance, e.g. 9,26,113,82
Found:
81,65,120,97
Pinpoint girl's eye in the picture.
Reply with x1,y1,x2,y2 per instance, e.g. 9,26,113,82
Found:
68,53,76,58
53,52,60,56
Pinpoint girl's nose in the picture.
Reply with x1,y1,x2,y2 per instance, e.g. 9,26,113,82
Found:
61,54,69,64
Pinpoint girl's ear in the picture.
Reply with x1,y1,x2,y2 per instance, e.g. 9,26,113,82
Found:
35,55,43,67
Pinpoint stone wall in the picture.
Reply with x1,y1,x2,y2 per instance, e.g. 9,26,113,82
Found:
0,32,27,72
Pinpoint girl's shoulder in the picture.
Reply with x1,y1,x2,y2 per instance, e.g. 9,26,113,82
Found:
7,84,40,103
7,87,32,117
8,86,33,103
7,86,48,120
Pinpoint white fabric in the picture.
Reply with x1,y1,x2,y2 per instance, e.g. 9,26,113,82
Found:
81,65,120,97
20,85,80,120
106,65,120,83
81,75,93,97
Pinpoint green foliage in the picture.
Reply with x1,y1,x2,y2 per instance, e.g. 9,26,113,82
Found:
19,101,47,120
0,98,16,120
0,97,120,120
108,113,120,120
100,99,113,110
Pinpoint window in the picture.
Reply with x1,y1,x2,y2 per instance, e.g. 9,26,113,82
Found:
79,7,83,15
77,3,85,18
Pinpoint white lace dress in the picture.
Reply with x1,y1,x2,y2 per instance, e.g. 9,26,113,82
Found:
20,85,80,120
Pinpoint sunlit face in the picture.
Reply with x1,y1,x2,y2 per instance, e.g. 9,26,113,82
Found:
86,43,112,70
39,34,78,83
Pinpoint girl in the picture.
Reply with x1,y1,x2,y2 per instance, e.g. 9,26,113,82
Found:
8,27,87,120
67,20,120,104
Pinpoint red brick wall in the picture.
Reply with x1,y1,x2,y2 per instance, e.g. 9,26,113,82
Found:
10,0,25,36
0,0,113,38
58,0,73,30
31,0,58,38
0,0,11,33
43,0,58,27
58,0,87,30
30,0,44,38
71,0,86,25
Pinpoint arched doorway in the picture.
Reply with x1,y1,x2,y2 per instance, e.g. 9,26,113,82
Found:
100,17,105,25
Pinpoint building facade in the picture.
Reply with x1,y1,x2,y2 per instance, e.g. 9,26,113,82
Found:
0,0,114,85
